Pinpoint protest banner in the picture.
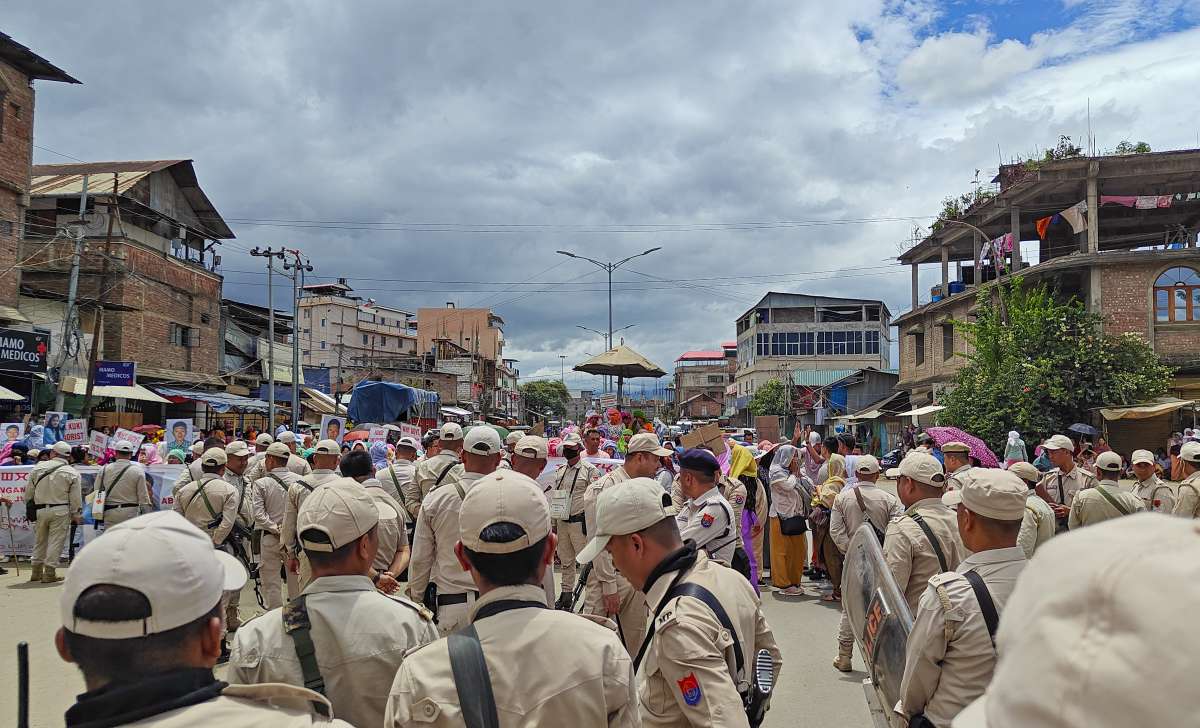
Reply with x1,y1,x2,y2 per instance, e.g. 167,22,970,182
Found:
87,430,109,457
164,419,193,452
320,415,346,444
111,428,145,452
42,411,68,445
399,423,421,440
368,426,388,445
63,418,87,444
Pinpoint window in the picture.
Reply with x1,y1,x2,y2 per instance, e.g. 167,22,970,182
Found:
169,323,198,347
0,220,11,237
320,341,327,350
1154,267,1200,322
303,309,311,319
915,333,925,366
865,330,880,355
362,334,369,346
380,337,388,347
756,308,770,324
943,324,954,360
302,350,310,356
320,318,326,327
770,332,801,356
707,375,725,384
756,333,770,356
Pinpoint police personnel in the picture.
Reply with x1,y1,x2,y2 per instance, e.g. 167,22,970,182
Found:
551,431,600,608
379,436,420,511
229,479,437,728
674,448,741,564
896,469,1028,727
244,432,275,483
583,433,668,654
1035,433,1098,531
277,431,315,476
224,440,256,534
283,440,343,591
408,426,503,635
386,469,639,727
509,433,556,606
409,422,465,518
831,455,903,671
1007,461,1054,559
499,430,521,469
580,476,782,727
175,448,240,544
883,451,968,616
25,441,81,583
1068,451,1144,530
340,449,410,593
251,442,300,607
94,439,151,528
1170,441,1200,517
942,442,973,491
56,511,348,726
1130,448,1175,513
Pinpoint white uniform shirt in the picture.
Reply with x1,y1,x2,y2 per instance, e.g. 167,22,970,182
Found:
676,485,739,564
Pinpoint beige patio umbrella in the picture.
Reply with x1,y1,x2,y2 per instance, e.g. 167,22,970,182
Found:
573,344,666,408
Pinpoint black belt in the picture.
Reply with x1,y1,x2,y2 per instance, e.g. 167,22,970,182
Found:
437,590,479,606
107,503,139,509
565,513,586,524
40,502,67,506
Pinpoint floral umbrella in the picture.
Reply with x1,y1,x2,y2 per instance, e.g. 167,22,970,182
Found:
925,426,1001,469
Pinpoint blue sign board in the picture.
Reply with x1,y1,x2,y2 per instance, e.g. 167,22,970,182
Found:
95,360,136,387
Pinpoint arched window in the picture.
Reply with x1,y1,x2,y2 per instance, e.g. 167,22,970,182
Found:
1154,267,1200,322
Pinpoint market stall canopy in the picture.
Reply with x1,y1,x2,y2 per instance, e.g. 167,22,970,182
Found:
61,376,170,404
0,384,23,401
440,406,473,418
153,386,270,413
302,387,346,416
895,404,946,418
1100,397,1195,421
347,380,437,424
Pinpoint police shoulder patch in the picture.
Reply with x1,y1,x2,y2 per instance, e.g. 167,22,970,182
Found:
655,605,679,631
677,672,703,706
700,513,715,528
731,494,745,505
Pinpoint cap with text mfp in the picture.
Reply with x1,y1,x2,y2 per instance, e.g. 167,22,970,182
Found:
61,511,246,639
953,515,1200,728
265,441,291,458
112,440,135,454
1130,449,1155,466
505,431,522,446
855,455,881,475
514,435,549,460
52,441,73,457
459,470,550,554
577,477,673,564
440,423,464,442
463,426,503,455
312,439,340,456
225,440,251,458
255,433,274,447
1182,441,1200,464
278,431,298,445
886,451,946,487
560,432,583,449
199,448,227,467
397,436,420,451
1006,461,1040,485
1042,434,1075,451
297,478,380,552
628,432,674,458
1094,451,1123,472
942,468,1026,520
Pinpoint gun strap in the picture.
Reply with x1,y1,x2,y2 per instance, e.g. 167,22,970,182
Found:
187,477,221,521
454,481,467,503
707,500,741,557
853,486,886,543
283,595,330,716
31,461,68,497
448,624,500,728
388,463,402,491
962,571,999,648
910,513,949,572
434,461,457,488
666,582,745,679
1094,484,1132,517
99,462,134,498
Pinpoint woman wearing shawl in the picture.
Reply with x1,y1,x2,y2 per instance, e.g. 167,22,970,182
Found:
1003,430,1028,466
166,448,186,465
369,441,390,471
812,454,847,601
729,444,768,592
768,444,812,595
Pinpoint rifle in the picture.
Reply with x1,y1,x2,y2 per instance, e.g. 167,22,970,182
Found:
571,562,594,614
214,518,265,609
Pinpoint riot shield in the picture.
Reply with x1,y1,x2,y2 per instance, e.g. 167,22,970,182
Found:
841,523,913,722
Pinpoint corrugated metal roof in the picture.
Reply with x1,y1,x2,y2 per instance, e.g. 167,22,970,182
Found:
790,368,860,387
31,168,157,197
676,350,726,362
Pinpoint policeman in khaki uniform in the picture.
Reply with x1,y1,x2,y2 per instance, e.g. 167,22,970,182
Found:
551,431,600,608
941,442,973,491
1068,451,1144,530
509,434,558,606
883,451,968,617
379,436,420,515
1130,448,1175,513
245,432,313,485
580,476,782,728
230,479,437,728
174,448,240,546
94,439,151,528
245,432,274,482
1007,461,1055,559
251,442,301,608
283,440,343,591
56,511,348,726
1035,434,1098,530
1170,441,1200,518
25,441,82,583
340,449,411,592
897,469,1029,728
674,448,741,565
387,469,638,727
224,440,256,537
409,423,465,518
953,513,1200,728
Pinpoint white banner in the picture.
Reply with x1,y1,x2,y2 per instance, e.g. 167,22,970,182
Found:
63,419,87,444
399,423,421,440
368,427,388,445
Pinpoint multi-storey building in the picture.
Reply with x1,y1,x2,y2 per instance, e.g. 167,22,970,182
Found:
674,343,736,419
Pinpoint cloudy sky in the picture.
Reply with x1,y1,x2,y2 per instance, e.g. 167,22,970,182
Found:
8,1,1200,393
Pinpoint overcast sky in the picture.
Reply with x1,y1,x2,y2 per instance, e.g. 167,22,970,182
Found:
9,1,1200,393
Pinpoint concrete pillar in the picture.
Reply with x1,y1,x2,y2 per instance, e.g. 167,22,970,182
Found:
911,262,919,310
1010,205,1022,271
1087,161,1100,253
940,246,949,291
972,231,981,279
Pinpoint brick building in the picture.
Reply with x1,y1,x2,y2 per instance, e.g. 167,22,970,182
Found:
673,344,735,418
0,32,77,320
895,149,1200,410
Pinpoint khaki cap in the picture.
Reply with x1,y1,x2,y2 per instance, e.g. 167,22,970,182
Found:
577,477,673,564
459,470,550,554
942,468,1026,521
1006,461,1040,485
225,440,251,458
504,431,522,446
464,426,503,455
278,431,298,444
112,440,135,454
560,432,583,449
514,435,549,460
953,514,1200,728
886,451,946,487
1130,449,1155,466
200,448,227,467
61,511,246,639
297,478,379,552
52,441,73,457
1182,441,1200,463
942,441,971,455
1043,434,1075,451
1094,451,1122,472
626,432,673,457
26,448,40,458
855,455,880,474
440,422,464,441
190,441,205,454
396,436,420,450
255,433,274,446
265,441,291,458
312,439,340,455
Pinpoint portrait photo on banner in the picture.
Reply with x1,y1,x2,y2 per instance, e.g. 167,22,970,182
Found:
42,411,68,445
320,415,345,444
2,421,26,443
164,419,194,452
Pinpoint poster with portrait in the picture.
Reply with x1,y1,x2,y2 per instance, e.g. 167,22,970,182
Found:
41,411,68,445
320,415,345,444
1,422,26,444
164,419,194,453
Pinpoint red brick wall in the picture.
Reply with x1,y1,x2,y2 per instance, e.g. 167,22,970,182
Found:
1100,258,1200,367
0,62,36,309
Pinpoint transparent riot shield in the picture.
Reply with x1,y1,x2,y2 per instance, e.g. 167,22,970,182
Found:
842,523,913,725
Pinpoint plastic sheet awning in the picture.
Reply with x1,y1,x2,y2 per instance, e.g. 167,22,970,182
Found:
347,381,437,423
61,376,171,404
1100,398,1195,421
153,386,271,413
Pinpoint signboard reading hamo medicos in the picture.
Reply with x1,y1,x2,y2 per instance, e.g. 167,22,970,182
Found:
0,328,49,374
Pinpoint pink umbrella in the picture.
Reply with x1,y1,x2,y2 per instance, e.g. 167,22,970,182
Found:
925,426,1000,469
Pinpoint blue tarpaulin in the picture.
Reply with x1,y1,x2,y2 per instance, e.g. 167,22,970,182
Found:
347,381,438,423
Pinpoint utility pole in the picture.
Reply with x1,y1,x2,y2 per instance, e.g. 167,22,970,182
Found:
559,354,566,383
82,174,121,419
54,175,90,411
283,251,312,430
250,247,286,430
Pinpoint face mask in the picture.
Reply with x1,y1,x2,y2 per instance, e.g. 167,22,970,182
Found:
563,448,580,459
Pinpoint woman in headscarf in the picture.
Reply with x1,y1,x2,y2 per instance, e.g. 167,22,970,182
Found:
369,441,390,472
166,448,187,465
812,454,848,601
767,444,811,596
729,444,768,592
1003,430,1028,467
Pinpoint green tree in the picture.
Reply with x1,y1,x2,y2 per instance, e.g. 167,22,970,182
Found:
520,380,569,419
748,379,790,416
1114,140,1152,155
940,279,1173,452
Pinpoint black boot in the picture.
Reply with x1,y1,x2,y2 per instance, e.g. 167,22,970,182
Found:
555,592,574,611
216,640,232,665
